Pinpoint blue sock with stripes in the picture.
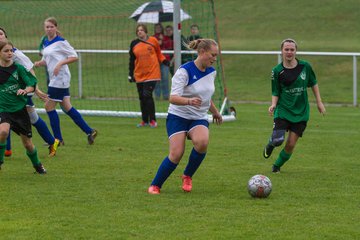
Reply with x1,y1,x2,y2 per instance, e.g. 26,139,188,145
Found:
6,133,11,151
151,156,178,188
47,110,63,141
183,148,206,177
33,117,55,145
66,107,92,134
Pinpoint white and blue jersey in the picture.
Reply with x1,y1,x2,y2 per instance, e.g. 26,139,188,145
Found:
13,48,34,72
42,35,77,89
168,61,216,120
12,48,35,103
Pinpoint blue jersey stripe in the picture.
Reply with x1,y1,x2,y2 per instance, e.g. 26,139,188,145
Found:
181,61,215,86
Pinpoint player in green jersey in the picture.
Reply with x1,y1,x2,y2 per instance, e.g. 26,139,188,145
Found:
262,38,326,173
0,40,46,174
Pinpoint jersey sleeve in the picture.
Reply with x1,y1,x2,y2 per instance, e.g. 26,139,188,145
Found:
152,37,166,63
61,41,78,58
13,50,34,72
271,69,280,96
17,64,37,87
170,68,189,96
128,40,137,78
306,63,317,87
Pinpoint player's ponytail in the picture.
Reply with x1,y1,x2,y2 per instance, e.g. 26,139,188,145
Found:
188,38,217,53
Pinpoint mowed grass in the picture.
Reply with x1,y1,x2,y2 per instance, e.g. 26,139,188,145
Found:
0,104,359,239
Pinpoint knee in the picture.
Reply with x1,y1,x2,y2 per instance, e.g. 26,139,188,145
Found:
169,149,184,163
271,130,286,147
193,139,209,153
28,110,39,124
0,130,9,142
23,141,34,151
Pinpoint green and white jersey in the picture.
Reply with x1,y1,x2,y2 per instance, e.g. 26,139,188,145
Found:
271,59,317,123
0,63,37,113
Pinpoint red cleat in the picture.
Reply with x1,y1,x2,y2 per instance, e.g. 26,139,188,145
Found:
148,185,161,194
182,175,192,192
149,120,158,128
5,150,12,157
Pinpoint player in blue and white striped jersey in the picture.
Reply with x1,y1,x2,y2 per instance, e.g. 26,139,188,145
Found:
148,39,223,194
34,17,97,145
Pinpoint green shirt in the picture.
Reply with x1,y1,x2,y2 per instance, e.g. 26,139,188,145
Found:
271,59,317,123
0,63,37,113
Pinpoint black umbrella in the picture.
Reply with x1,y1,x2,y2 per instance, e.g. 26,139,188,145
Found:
129,0,191,23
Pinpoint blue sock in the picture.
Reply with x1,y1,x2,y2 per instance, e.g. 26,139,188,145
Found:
183,148,206,177
33,117,55,145
66,107,92,134
47,110,63,141
6,132,11,151
151,156,178,188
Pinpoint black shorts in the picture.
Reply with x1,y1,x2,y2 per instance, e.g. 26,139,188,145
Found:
0,107,32,138
274,118,307,137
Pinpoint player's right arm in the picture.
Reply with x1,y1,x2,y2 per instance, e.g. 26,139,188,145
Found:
269,69,279,116
268,96,278,116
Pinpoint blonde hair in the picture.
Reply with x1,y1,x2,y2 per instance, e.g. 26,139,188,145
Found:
44,17,62,36
187,38,217,53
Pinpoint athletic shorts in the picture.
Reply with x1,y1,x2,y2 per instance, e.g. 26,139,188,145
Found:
166,113,209,139
274,118,307,137
48,87,70,102
0,107,32,138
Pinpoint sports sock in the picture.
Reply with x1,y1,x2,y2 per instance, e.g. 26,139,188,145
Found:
6,133,11,150
0,142,6,164
26,147,41,166
151,156,178,188
274,149,292,167
66,107,92,134
33,117,55,145
47,110,63,141
183,148,206,177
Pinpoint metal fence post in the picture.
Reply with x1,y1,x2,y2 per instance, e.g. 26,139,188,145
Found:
354,55,358,106
78,52,82,98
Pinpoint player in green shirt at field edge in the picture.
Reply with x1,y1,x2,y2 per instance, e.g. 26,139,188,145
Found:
263,38,326,173
0,40,47,174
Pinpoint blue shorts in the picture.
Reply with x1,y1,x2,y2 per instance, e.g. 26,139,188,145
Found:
48,87,70,102
166,113,209,139
26,96,35,107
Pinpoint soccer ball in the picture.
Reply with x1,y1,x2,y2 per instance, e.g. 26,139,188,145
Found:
247,175,272,198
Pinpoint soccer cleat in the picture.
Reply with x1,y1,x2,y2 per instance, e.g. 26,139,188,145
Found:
137,121,149,127
148,185,161,194
5,150,12,157
182,175,192,192
149,120,158,128
34,164,47,174
272,164,281,173
263,144,274,159
87,129,98,145
48,139,60,157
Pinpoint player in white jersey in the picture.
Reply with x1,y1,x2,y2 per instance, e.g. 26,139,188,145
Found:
0,27,59,157
148,39,223,194
34,17,97,145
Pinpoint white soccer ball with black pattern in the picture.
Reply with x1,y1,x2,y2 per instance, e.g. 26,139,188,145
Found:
247,175,272,198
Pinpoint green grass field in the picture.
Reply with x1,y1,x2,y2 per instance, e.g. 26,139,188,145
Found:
1,0,360,239
1,104,359,239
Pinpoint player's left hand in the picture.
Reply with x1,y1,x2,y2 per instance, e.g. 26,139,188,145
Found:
17,89,28,96
212,112,223,125
317,102,326,116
